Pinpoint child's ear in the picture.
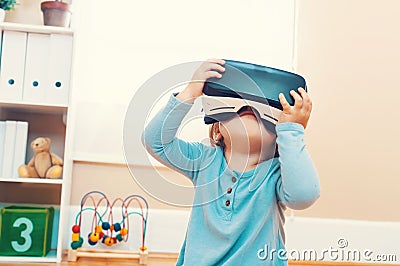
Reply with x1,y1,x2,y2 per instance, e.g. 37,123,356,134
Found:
210,122,220,142
214,133,222,141
212,122,222,141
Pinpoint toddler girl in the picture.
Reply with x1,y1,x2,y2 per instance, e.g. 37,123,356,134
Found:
142,59,320,265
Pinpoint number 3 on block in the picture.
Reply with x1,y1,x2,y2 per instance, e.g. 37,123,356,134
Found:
11,217,33,252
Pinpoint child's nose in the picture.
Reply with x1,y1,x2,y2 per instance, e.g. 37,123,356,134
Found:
244,106,254,113
238,106,253,113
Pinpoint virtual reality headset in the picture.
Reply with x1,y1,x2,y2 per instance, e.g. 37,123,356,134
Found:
201,59,307,127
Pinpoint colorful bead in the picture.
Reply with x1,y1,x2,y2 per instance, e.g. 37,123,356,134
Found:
89,233,100,242
72,233,80,242
71,241,81,250
95,225,103,233
140,246,147,251
110,225,114,231
72,225,80,233
102,222,110,230
120,227,128,236
113,223,121,232
99,232,105,239
104,237,113,246
88,239,97,246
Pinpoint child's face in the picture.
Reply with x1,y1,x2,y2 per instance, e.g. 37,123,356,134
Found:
219,106,276,152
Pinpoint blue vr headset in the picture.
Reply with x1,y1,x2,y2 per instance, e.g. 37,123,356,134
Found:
201,59,307,130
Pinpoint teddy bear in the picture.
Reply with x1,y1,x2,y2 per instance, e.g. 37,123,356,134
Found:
18,137,63,179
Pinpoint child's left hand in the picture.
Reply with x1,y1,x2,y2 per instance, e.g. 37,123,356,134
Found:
277,88,312,129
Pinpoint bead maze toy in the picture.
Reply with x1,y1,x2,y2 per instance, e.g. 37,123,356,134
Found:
67,191,149,264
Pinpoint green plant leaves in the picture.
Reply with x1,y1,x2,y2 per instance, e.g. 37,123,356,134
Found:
0,0,18,11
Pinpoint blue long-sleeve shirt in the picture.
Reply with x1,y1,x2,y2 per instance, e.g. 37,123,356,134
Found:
142,94,320,266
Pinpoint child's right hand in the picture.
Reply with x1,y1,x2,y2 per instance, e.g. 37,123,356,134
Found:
176,59,225,103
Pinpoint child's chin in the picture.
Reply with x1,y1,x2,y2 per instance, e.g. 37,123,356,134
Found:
231,133,263,142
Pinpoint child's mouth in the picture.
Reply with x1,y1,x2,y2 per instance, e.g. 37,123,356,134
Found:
238,106,256,117
240,111,255,117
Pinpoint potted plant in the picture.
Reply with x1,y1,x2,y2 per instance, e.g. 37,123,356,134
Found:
41,0,71,27
0,0,18,22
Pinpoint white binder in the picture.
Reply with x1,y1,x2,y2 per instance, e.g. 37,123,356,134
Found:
12,121,29,178
0,121,6,176
46,34,73,106
1,120,17,178
0,31,27,102
23,33,50,103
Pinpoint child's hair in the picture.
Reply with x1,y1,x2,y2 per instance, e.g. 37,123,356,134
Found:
208,122,279,157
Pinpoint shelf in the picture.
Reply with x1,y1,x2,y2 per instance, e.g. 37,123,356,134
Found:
0,20,74,263
0,22,73,35
0,100,67,115
0,250,57,263
0,177,63,185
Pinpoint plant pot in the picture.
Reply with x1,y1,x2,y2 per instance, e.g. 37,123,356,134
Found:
41,1,71,27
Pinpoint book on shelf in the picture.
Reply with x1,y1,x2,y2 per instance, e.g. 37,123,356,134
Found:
1,120,17,178
0,120,29,179
12,121,29,178
0,121,6,175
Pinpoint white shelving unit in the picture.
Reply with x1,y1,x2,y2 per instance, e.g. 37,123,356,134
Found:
0,177,63,185
0,22,74,263
0,251,58,263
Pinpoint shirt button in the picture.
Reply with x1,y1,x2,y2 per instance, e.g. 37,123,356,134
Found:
227,188,232,194
232,177,237,183
225,200,231,206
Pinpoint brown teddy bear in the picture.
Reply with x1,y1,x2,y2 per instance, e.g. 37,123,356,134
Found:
18,137,63,179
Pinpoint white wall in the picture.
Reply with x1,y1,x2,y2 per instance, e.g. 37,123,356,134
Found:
70,0,297,164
